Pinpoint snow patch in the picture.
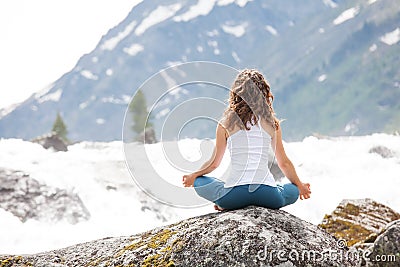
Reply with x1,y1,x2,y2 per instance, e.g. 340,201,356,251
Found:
265,25,278,36
168,87,189,100
344,119,360,134
217,0,252,7
136,4,182,36
166,61,183,67
208,40,218,48
319,28,325,33
155,97,171,108
106,69,113,76
37,89,63,104
368,0,378,4
232,51,240,63
322,0,338,8
101,21,137,51
380,28,400,46
0,103,19,119
80,70,98,81
206,29,219,37
221,22,248,37
79,102,89,110
207,40,220,55
101,96,130,105
160,71,177,90
123,43,144,56
333,7,360,25
34,83,55,100
96,118,105,125
235,0,252,7
318,74,327,82
197,45,204,53
156,108,171,119
217,0,235,6
79,96,96,110
174,0,215,22
91,57,98,63
369,43,377,52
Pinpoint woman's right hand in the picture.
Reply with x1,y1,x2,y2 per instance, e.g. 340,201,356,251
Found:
298,183,311,200
182,173,197,187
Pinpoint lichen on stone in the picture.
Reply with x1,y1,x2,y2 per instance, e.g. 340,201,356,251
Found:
319,198,400,246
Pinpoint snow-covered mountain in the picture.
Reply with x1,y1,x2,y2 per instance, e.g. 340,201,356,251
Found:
0,0,399,141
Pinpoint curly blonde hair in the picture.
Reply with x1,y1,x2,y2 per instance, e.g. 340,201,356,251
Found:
223,69,279,132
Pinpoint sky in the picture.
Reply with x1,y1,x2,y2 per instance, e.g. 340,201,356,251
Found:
0,0,142,109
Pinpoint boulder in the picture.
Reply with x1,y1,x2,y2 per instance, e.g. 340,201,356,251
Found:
136,127,157,144
319,199,400,246
0,206,358,266
368,145,395,158
31,132,68,152
369,220,400,266
0,168,90,224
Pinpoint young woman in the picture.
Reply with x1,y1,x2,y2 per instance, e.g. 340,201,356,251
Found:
182,69,311,211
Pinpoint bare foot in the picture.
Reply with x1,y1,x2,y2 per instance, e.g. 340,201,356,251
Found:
214,204,225,211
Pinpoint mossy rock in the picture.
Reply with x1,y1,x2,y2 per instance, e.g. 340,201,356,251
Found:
0,206,359,266
319,199,400,247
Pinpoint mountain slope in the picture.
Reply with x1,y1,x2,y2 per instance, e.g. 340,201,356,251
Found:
0,0,399,141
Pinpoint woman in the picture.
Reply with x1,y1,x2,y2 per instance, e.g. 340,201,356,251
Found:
182,69,311,211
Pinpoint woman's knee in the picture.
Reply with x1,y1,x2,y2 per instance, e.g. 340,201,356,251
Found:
193,176,226,203
193,175,210,188
193,176,202,188
282,183,300,206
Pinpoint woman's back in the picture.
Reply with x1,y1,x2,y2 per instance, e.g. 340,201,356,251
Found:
224,119,276,188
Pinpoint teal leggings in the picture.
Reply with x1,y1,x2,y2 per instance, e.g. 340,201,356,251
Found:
193,176,299,210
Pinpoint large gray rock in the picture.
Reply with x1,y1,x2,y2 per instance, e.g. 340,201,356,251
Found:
31,132,68,152
0,168,90,224
368,145,395,159
369,220,400,266
0,206,358,266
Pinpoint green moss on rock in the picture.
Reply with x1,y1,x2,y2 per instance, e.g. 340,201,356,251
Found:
319,199,400,247
0,256,32,267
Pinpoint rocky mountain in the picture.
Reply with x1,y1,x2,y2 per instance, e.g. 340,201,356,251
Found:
0,0,399,141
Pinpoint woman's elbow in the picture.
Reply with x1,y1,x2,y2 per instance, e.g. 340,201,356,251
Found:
210,161,220,170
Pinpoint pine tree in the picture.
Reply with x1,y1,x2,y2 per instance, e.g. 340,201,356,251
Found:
129,89,153,135
52,112,68,142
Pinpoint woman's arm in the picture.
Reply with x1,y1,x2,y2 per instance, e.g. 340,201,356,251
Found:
272,126,311,200
182,123,227,187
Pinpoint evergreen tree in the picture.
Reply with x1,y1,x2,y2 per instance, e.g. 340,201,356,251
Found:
52,112,68,142
129,89,153,135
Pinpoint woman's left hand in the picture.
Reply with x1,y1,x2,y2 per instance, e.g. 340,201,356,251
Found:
298,182,311,200
182,173,197,187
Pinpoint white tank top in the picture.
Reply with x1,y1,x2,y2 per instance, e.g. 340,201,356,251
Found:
224,119,276,188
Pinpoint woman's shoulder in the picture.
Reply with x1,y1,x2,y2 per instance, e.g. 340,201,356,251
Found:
259,118,277,137
217,119,241,139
